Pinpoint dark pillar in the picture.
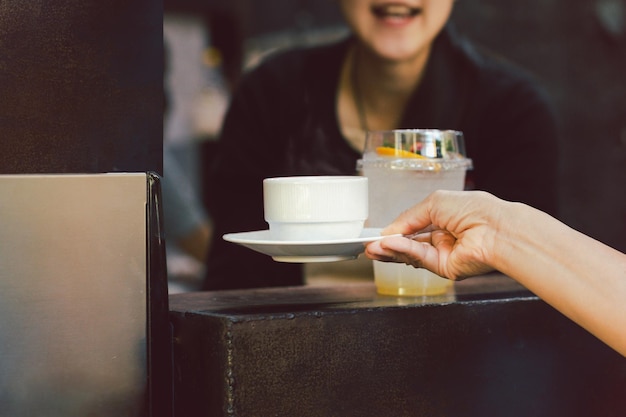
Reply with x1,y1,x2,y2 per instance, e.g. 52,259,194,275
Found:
0,0,163,174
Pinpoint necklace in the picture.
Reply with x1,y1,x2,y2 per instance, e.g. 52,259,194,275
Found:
350,48,369,132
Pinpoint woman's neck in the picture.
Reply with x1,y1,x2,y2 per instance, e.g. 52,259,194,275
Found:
357,44,430,97
337,41,432,152
353,43,430,126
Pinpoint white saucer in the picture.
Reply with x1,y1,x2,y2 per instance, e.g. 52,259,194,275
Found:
223,228,391,263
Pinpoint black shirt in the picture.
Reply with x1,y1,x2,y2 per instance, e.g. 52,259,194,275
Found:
203,26,559,290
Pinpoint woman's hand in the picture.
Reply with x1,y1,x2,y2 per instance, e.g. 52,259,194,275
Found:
365,190,509,280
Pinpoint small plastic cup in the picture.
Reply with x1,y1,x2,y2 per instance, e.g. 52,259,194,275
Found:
357,129,472,296
263,176,368,241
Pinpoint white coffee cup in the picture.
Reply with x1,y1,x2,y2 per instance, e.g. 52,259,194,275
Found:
263,176,368,241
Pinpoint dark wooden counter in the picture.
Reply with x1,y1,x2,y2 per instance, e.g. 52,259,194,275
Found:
169,273,625,417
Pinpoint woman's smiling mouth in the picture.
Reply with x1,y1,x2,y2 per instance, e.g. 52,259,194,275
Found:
371,3,422,19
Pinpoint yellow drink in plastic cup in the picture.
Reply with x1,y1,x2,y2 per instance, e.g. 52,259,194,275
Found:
357,129,472,296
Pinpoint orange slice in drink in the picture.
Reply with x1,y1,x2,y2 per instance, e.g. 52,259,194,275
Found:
376,146,427,159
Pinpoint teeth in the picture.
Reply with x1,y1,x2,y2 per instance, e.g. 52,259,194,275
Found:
372,4,421,18
387,5,411,16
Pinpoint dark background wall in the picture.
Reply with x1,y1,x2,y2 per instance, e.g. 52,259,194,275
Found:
166,0,626,252
450,0,626,254
0,0,163,174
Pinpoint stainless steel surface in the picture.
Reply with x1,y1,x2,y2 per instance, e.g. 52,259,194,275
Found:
0,174,148,416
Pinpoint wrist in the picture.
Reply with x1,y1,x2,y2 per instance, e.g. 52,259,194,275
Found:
488,200,530,273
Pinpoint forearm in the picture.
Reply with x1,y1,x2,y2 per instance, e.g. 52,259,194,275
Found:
493,202,626,356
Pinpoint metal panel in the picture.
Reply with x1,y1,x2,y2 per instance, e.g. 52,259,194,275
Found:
0,174,151,416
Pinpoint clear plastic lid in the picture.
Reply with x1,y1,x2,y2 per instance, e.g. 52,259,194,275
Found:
357,129,473,171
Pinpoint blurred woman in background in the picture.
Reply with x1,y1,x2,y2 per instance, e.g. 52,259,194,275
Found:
203,0,559,290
